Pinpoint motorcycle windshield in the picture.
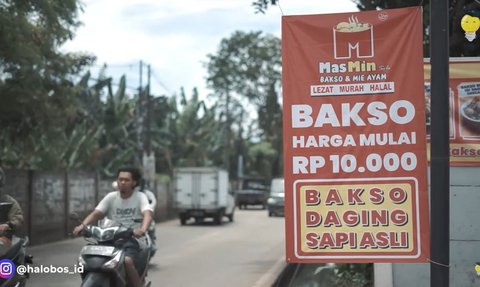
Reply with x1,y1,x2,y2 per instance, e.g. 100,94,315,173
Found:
91,226,119,242
98,218,120,228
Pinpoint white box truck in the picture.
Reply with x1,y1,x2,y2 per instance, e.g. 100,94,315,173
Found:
174,167,235,225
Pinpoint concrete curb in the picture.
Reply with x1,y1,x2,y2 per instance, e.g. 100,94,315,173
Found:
251,257,287,287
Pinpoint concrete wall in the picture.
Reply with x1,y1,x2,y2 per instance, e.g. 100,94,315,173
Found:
2,169,175,245
382,167,480,287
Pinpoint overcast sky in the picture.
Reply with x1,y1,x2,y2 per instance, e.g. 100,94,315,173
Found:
63,0,359,97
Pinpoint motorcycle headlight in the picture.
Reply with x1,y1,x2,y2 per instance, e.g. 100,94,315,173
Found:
100,229,115,242
102,251,121,270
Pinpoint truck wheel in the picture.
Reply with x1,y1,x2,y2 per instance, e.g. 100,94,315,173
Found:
214,211,223,225
227,212,234,222
180,216,187,225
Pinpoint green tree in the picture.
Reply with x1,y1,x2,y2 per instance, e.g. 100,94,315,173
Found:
205,30,282,178
148,94,173,175
252,0,480,57
355,0,480,57
155,87,223,175
257,82,282,177
57,69,137,173
174,88,217,166
0,0,94,168
246,141,278,180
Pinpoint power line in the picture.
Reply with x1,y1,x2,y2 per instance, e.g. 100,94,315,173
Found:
84,61,173,95
91,63,138,69
150,68,171,94
87,77,139,92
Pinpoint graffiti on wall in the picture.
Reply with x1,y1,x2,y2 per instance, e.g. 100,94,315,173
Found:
32,174,65,226
69,175,95,214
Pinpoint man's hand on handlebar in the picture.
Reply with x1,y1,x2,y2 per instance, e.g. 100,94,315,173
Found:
0,224,10,235
133,228,146,238
73,224,85,236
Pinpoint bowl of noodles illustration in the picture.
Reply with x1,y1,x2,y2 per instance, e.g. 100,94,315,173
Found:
334,16,374,58
461,96,480,131
335,17,371,33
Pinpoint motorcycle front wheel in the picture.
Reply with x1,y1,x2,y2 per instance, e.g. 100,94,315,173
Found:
81,272,111,287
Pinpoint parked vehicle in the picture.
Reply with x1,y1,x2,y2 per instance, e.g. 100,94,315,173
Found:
235,177,269,209
267,178,285,217
0,202,33,287
174,167,235,225
70,214,152,287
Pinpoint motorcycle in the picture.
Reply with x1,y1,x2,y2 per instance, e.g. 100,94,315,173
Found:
0,235,33,287
138,181,157,258
70,213,152,287
146,223,156,258
0,203,33,287
113,181,157,258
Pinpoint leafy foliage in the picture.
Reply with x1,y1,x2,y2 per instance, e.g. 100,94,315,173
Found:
333,264,373,287
252,0,278,14
252,0,480,57
0,1,284,183
205,30,282,178
0,0,93,168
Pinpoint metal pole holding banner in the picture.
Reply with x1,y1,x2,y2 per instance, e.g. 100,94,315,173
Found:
430,0,450,286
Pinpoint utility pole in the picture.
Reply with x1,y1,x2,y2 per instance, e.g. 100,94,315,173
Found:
142,64,155,185
146,64,151,155
223,86,231,171
136,60,144,168
430,0,450,286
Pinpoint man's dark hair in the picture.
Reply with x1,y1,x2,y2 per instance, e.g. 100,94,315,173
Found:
116,166,142,187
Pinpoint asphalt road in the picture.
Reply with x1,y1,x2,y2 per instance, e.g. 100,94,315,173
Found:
25,207,286,287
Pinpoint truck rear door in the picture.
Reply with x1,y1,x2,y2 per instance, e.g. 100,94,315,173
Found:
176,171,195,208
176,169,219,209
197,170,218,209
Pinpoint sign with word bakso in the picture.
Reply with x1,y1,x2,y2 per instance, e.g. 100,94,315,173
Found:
423,59,480,165
282,7,430,263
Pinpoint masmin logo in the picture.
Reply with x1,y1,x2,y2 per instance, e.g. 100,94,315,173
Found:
333,16,374,59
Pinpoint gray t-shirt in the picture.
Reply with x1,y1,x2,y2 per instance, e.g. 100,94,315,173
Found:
95,191,153,229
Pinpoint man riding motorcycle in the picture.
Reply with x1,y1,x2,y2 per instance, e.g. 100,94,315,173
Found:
0,167,24,249
138,179,157,255
0,167,32,287
73,166,153,287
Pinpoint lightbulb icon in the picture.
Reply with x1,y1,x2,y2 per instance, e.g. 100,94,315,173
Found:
461,14,480,42
475,264,480,276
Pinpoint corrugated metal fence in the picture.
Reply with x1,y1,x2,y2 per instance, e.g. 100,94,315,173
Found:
2,169,175,245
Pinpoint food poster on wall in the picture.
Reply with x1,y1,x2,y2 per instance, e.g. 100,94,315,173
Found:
282,7,430,263
424,59,480,165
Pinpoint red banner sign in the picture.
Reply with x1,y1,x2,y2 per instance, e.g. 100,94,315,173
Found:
424,59,480,165
282,7,430,263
